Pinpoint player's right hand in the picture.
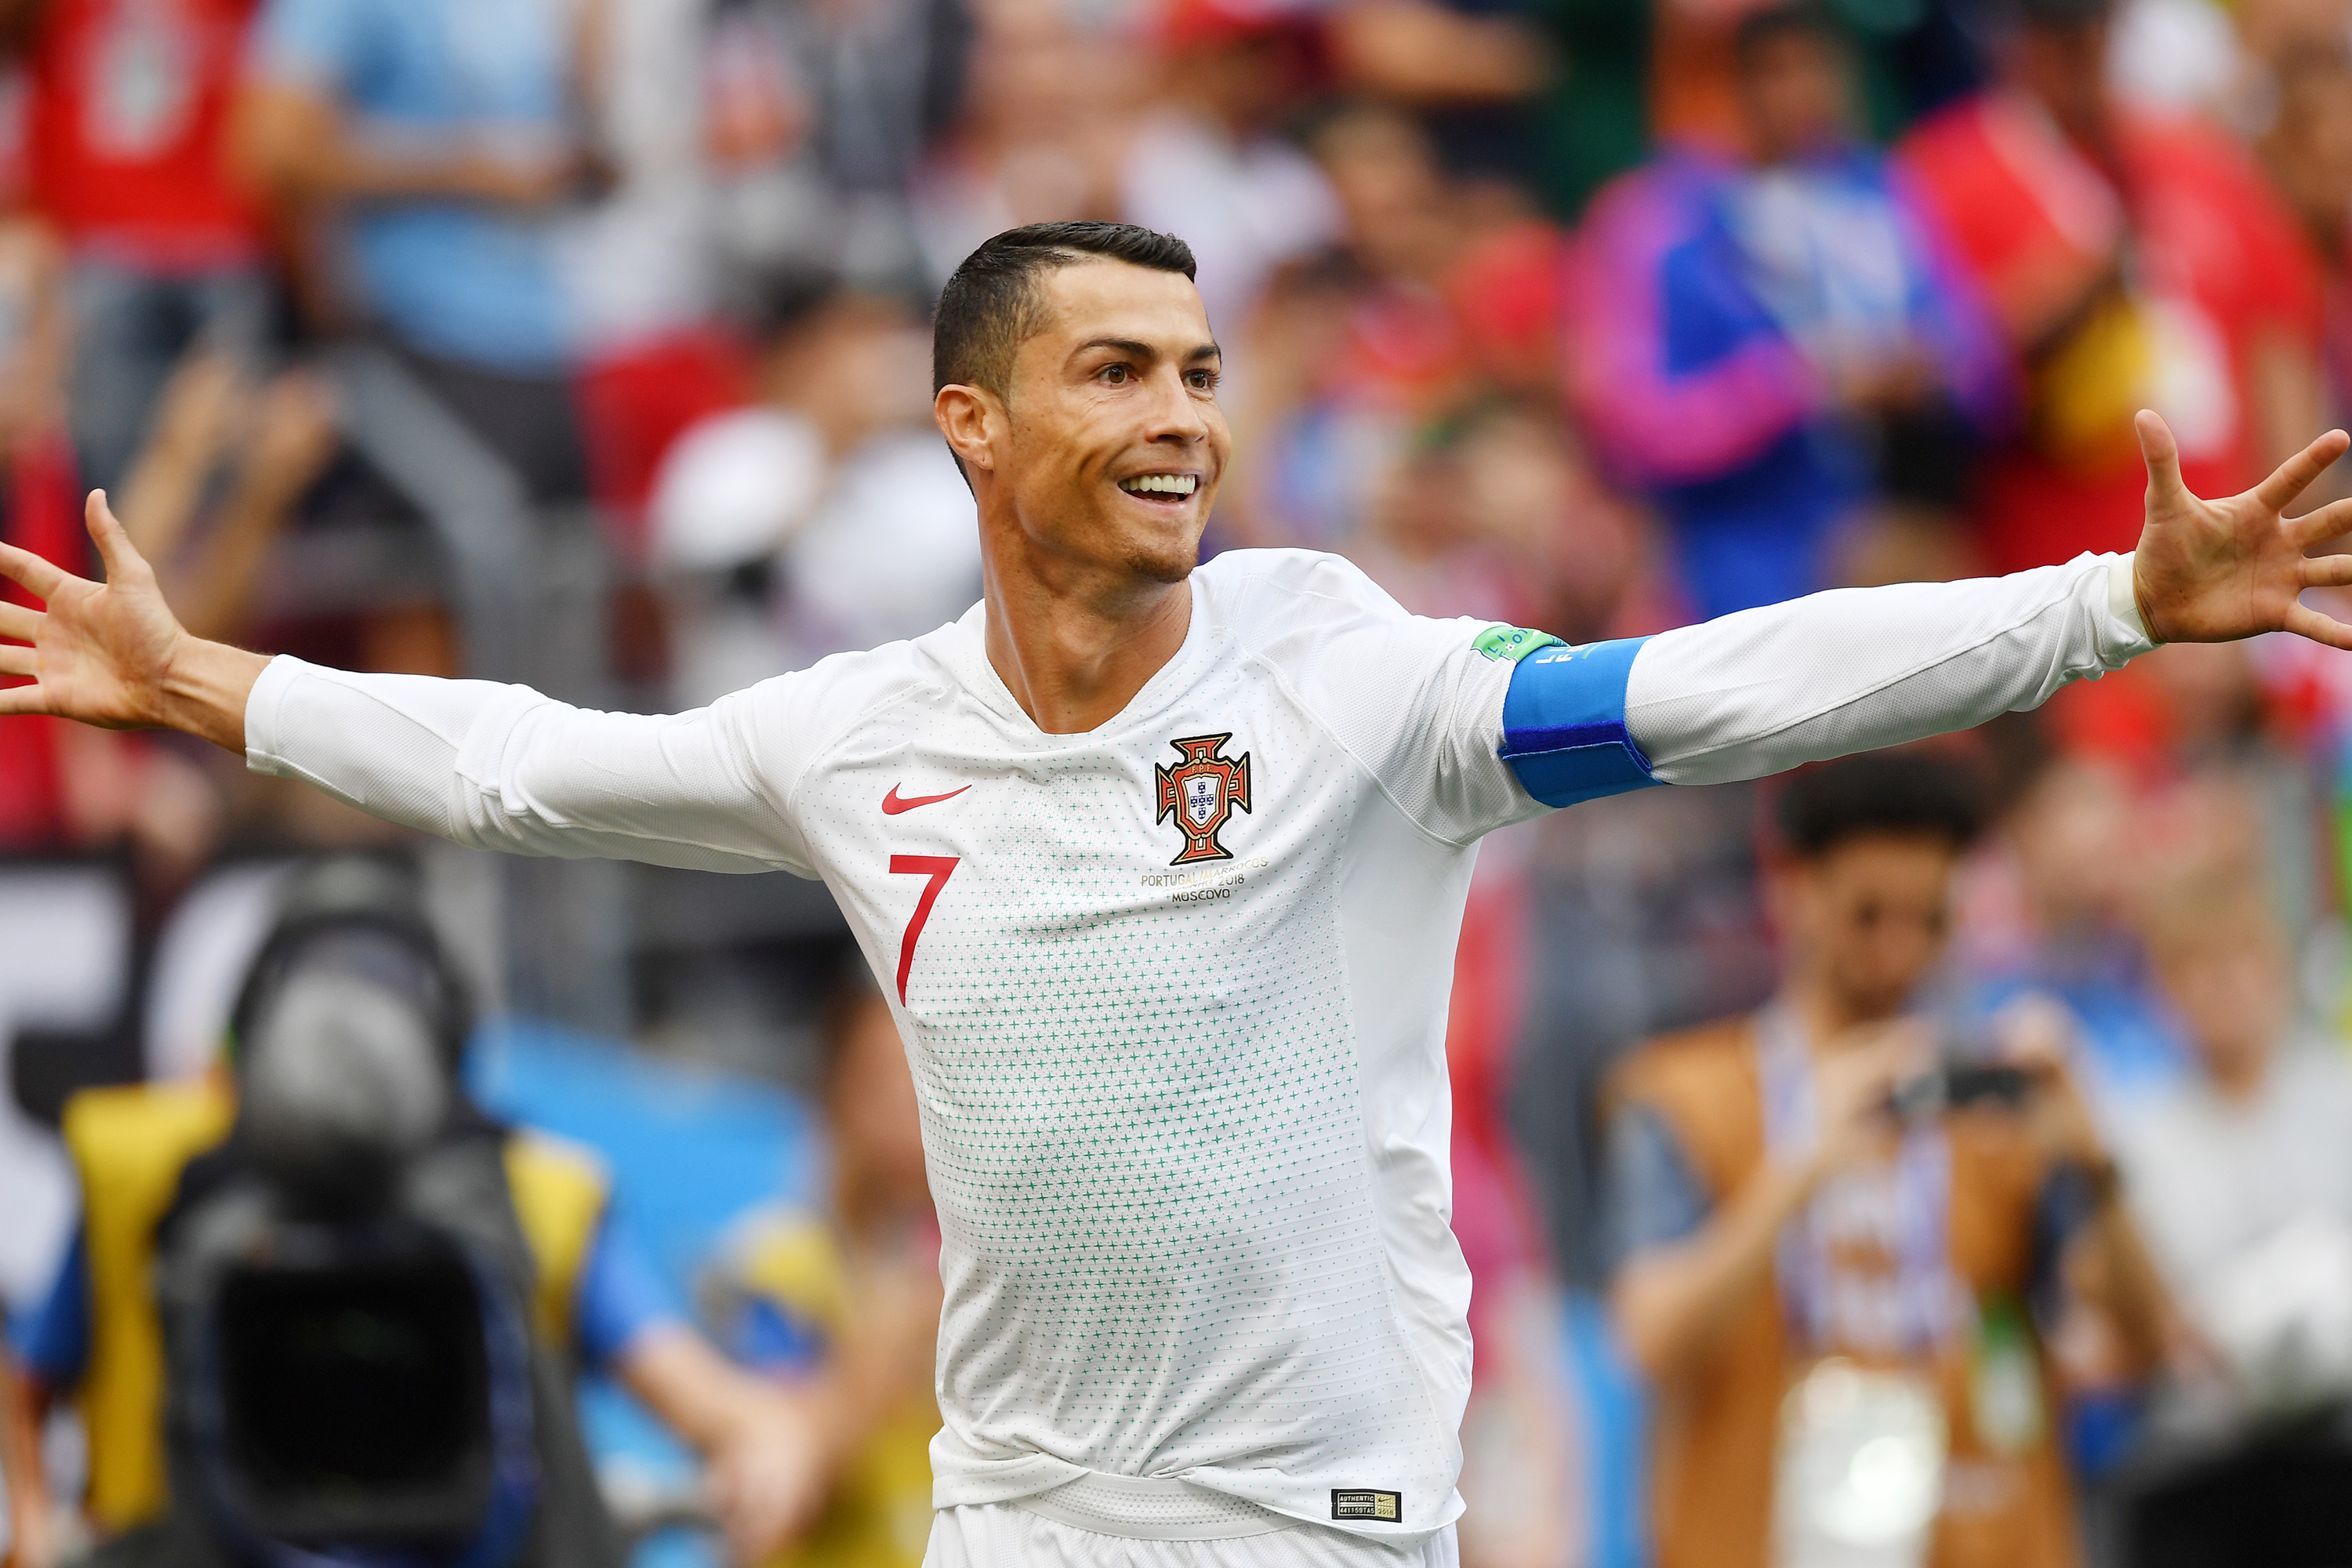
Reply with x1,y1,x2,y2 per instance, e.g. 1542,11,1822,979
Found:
0,490,262,750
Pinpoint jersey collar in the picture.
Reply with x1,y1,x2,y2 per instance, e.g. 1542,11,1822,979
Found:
942,573,1222,747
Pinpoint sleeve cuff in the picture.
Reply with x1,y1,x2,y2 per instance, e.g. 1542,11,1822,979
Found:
241,654,307,775
2107,553,2156,648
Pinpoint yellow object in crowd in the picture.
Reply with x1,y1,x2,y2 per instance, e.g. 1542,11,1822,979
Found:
721,1210,939,1568
61,1081,609,1534
2029,285,2156,475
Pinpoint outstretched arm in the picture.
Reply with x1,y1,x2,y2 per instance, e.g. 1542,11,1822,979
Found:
1504,415,2352,801
1,492,811,874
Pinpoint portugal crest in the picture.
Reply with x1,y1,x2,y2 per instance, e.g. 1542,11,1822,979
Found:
1154,733,1252,865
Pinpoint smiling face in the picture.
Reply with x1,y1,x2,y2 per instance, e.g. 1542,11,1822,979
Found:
936,257,1229,593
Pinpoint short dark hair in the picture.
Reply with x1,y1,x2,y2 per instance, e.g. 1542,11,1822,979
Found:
932,222,1198,397
1773,750,1986,860
1734,2,1839,69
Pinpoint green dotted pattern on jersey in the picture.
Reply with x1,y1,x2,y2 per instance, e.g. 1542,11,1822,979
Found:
796,666,1453,1501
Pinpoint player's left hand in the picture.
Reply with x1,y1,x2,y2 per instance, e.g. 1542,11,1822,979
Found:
2132,410,2352,647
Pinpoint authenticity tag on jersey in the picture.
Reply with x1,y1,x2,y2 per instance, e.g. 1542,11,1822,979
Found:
1331,1489,1402,1523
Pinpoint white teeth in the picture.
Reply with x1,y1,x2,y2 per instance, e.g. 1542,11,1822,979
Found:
1120,474,1198,496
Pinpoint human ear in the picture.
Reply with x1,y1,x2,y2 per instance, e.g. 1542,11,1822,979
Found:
934,385,1000,476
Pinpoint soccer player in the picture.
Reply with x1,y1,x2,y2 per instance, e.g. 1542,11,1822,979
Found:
3,221,2349,1567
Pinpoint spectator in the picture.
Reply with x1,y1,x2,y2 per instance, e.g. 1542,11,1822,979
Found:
2140,641,2331,941
2,859,826,1568
2,0,274,494
648,274,978,704
1956,751,2189,1119
1520,0,1648,220
2241,0,2352,68
1606,750,2172,1568
561,0,760,543
234,0,602,504
2105,0,2245,118
1302,100,1483,416
2258,46,2352,431
0,203,219,872
0,1349,51,1567
1641,2,1987,180
1896,0,2326,575
695,0,969,296
701,973,941,1568
909,0,1133,293
1120,0,1340,341
1570,4,2006,619
0,196,79,851
109,354,341,646
2118,866,2352,1426
1352,397,1650,643
1321,0,1546,203
1227,101,1567,550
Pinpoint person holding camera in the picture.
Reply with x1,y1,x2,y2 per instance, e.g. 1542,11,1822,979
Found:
1603,750,2175,1568
2119,863,2352,1425
0,859,826,1568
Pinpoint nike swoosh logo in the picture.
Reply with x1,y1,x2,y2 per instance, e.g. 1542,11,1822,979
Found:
883,783,972,815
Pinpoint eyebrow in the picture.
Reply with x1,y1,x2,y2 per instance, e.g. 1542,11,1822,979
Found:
1073,336,1222,364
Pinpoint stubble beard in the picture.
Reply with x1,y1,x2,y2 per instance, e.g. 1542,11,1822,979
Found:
1123,532,1201,586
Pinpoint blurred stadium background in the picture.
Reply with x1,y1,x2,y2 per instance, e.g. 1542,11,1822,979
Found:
6,0,2352,1564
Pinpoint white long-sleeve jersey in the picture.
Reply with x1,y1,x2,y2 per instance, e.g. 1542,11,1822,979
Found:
243,548,2154,1548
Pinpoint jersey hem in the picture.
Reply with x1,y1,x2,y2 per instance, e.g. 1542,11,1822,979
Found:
1005,1474,1298,1540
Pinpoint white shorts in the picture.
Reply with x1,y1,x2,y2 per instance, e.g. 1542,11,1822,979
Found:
923,1504,1460,1567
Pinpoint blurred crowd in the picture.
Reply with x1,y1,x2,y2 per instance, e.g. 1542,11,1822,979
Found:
6,0,2352,1563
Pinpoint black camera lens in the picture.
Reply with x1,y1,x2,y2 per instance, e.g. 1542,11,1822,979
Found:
216,1240,496,1543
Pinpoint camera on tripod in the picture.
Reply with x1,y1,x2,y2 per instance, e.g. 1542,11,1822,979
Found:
116,861,610,1568
207,1223,501,1544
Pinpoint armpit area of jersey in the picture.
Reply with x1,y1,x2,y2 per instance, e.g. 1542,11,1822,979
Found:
1497,637,1661,808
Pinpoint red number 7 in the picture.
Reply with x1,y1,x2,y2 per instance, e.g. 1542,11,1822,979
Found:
889,855,960,1004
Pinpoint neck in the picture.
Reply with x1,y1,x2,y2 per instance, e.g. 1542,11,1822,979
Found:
1784,969,1886,1051
978,524,1194,735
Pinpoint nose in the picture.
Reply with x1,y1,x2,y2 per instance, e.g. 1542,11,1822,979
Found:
1143,365,1210,446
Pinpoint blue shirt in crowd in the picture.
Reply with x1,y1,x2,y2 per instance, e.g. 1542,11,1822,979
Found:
251,0,575,374
1574,146,2007,619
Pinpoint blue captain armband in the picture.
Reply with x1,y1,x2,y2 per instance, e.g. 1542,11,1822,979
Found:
1497,637,1661,808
